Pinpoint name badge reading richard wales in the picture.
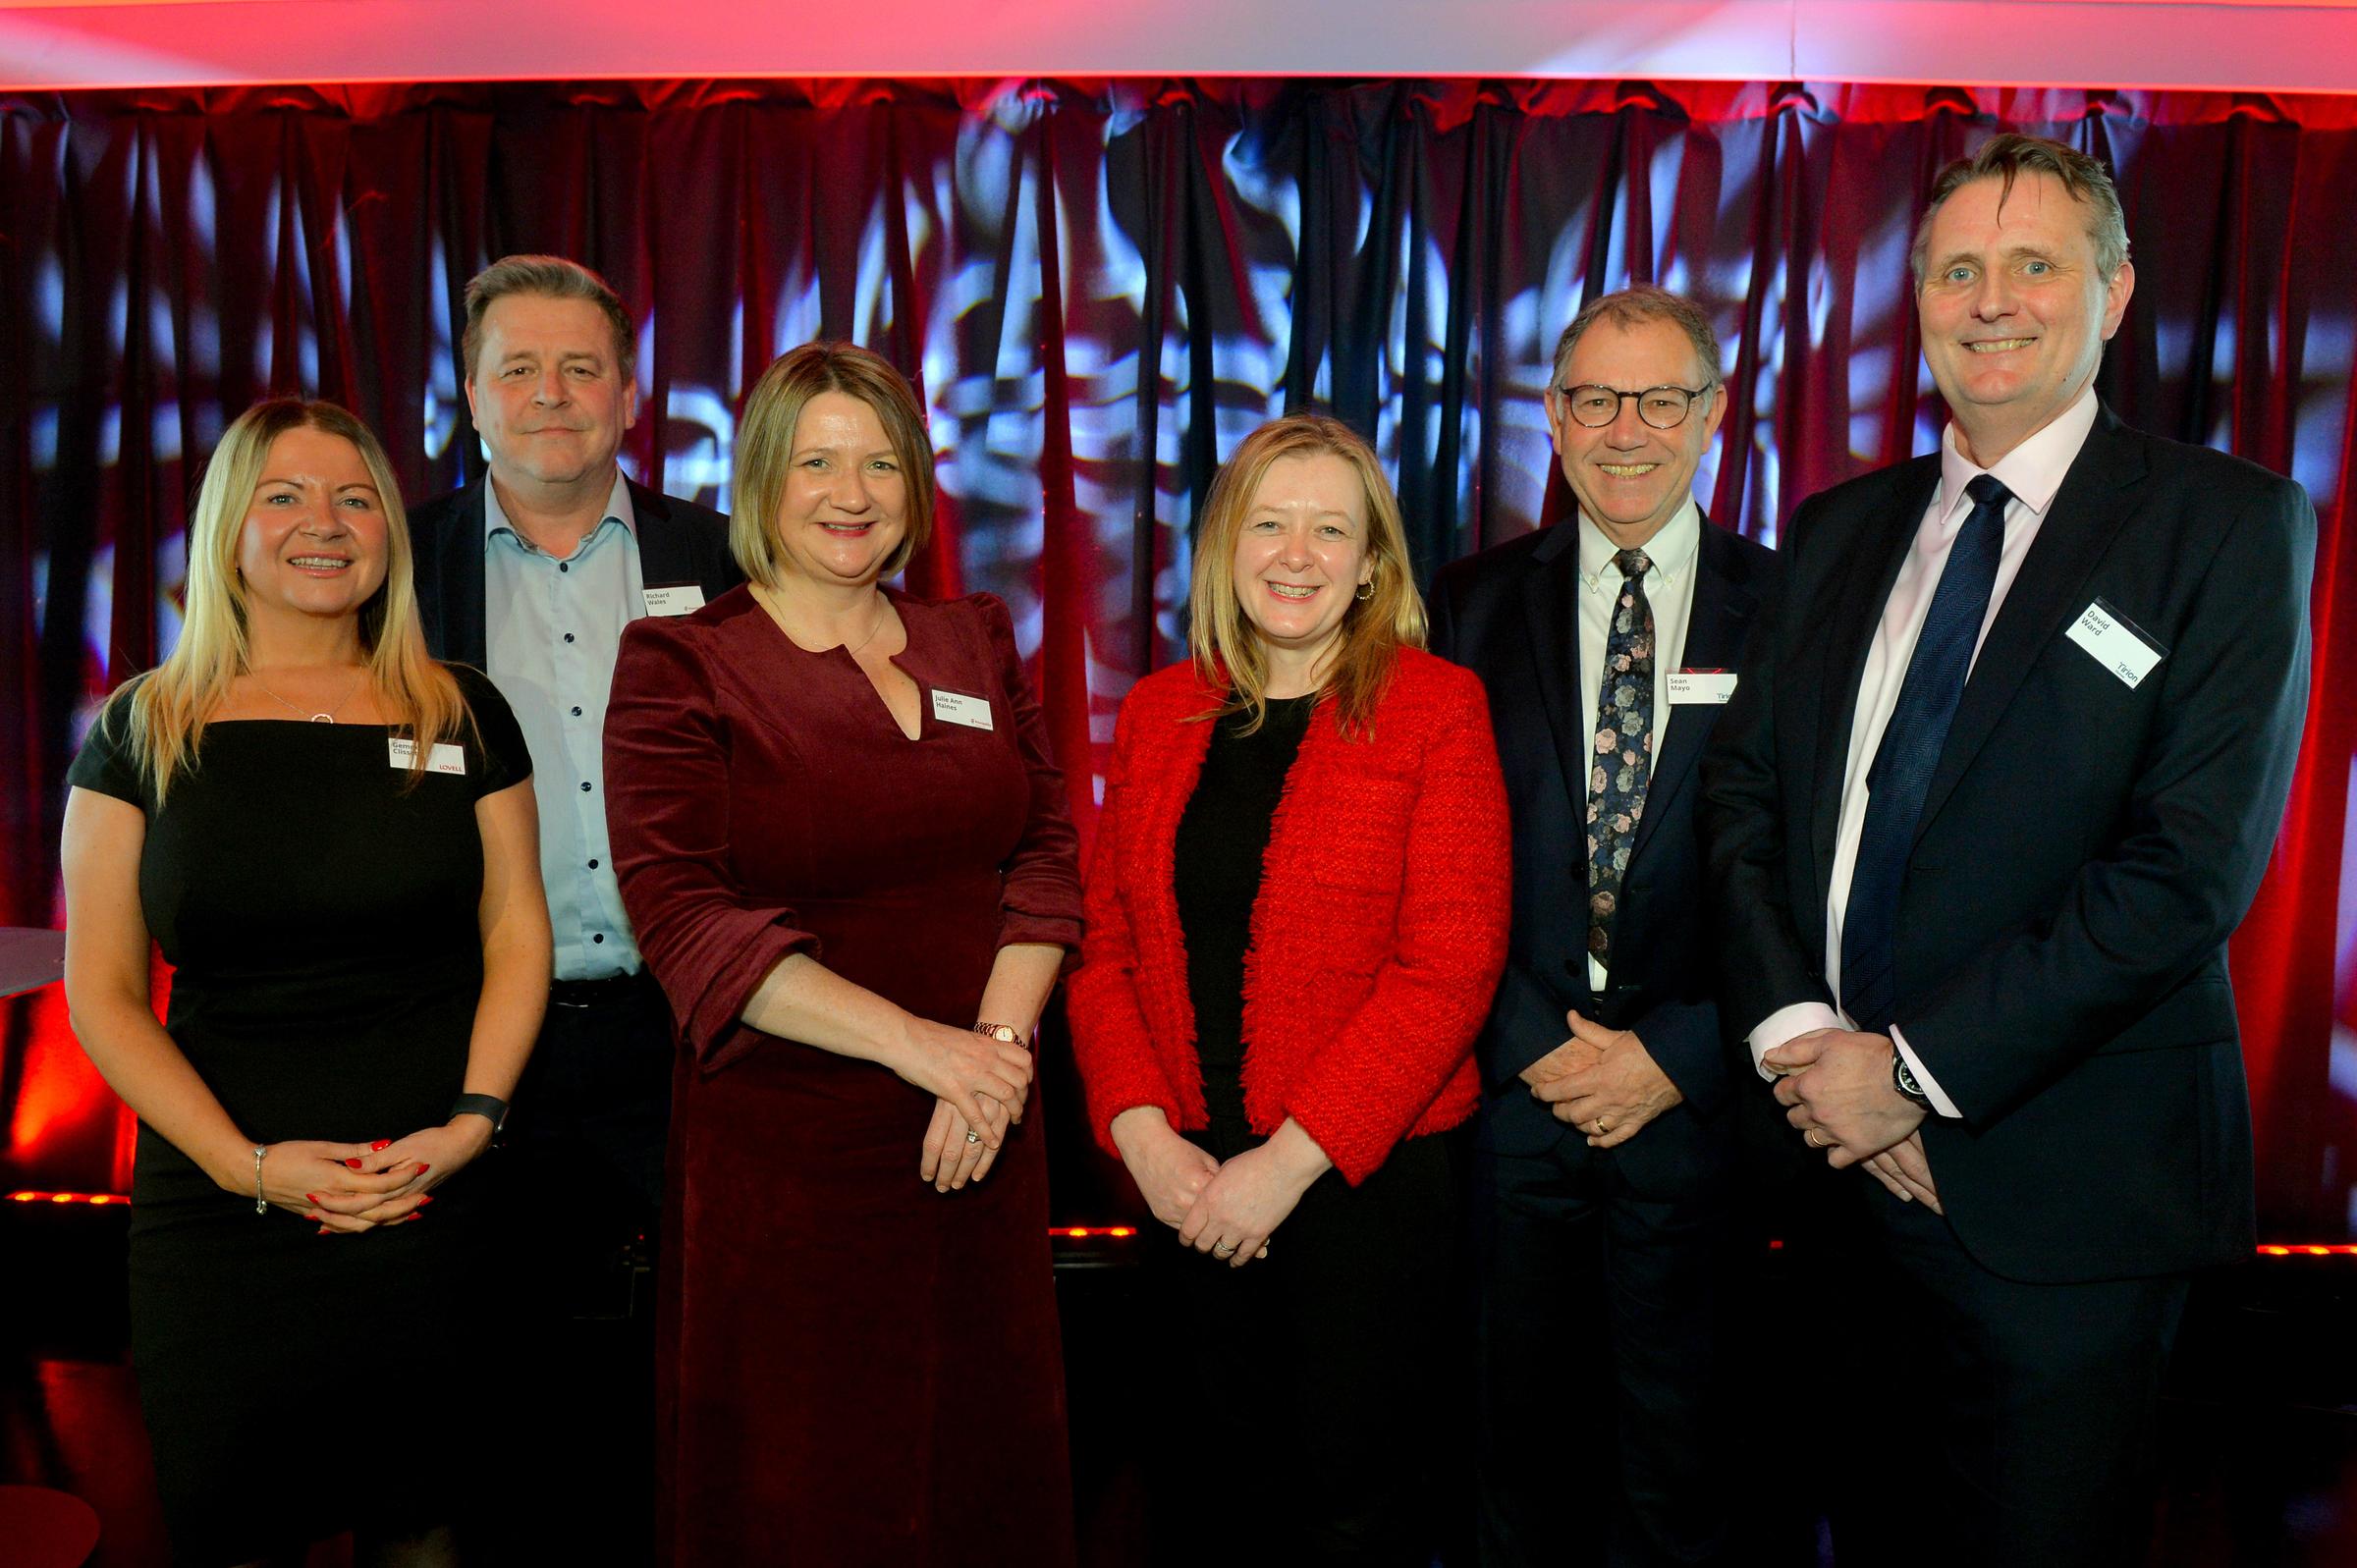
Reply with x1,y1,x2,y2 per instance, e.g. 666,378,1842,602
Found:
1667,670,1739,705
2063,598,2165,689
640,584,707,618
387,737,467,776
931,689,995,731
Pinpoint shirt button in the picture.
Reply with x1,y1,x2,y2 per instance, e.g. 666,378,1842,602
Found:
571,706,583,717
560,563,570,573
564,632,576,644
587,858,599,870
579,781,592,793
592,933,605,944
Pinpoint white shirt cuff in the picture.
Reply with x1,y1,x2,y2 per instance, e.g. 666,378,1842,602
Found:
1889,1024,1962,1119
1747,1001,1844,1078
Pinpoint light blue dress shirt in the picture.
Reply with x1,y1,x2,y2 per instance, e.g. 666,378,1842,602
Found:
484,472,647,982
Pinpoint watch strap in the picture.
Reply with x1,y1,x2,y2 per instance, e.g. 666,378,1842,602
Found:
451,1092,510,1132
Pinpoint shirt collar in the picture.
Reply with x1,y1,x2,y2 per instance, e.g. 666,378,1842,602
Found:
483,467,636,549
1937,383,2099,523
1575,497,1701,591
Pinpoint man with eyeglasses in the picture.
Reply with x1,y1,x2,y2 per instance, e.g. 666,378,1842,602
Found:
1431,285,1779,1567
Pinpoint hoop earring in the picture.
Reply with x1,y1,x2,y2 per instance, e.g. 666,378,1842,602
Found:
1354,579,1375,602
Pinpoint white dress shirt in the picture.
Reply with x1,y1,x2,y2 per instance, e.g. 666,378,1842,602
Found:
1747,385,2102,1114
1576,498,1701,993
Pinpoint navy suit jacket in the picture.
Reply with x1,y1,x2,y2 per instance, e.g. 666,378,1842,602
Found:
1431,514,1778,1193
1701,406,2314,1282
407,473,741,668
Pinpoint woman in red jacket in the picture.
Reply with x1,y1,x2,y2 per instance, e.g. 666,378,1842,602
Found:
1067,411,1510,1566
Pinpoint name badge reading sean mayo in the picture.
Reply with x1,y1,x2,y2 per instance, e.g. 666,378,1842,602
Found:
2064,597,2165,689
1666,669,1739,705
931,689,995,731
641,584,707,618
387,737,467,776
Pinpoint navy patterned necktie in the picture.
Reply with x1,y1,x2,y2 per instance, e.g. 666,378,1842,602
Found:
1840,473,2013,1034
1586,547,1656,969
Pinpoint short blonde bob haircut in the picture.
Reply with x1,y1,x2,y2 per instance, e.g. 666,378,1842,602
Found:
731,342,936,587
105,398,468,802
1188,411,1427,737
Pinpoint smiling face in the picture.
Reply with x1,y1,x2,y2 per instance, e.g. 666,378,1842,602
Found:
767,390,910,589
1229,452,1374,676
234,424,390,628
465,293,638,492
1547,315,1726,550
1916,169,2135,465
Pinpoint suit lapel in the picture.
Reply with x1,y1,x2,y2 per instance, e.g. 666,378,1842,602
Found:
442,479,491,669
1808,459,1941,898
630,480,685,584
1912,409,2147,846
1517,523,1594,825
1626,520,1754,867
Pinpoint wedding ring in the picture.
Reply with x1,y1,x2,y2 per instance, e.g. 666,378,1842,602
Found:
1213,1243,1236,1258
964,1130,983,1145
1804,1128,1828,1148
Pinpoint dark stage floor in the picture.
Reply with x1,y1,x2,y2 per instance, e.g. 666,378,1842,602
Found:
7,1199,2357,1567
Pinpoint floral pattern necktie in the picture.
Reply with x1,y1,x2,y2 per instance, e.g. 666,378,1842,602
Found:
1587,547,1656,968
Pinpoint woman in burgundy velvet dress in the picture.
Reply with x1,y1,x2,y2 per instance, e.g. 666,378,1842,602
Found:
602,342,1082,1567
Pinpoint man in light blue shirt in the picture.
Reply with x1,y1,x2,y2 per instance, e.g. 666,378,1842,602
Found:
411,255,740,1250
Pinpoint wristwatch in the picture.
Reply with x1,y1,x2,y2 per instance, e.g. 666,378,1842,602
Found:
972,1022,1027,1047
1890,1048,1933,1110
450,1092,511,1133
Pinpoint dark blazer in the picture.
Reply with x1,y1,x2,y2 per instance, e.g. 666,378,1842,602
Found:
407,473,741,667
1431,514,1778,1191
1702,405,2314,1282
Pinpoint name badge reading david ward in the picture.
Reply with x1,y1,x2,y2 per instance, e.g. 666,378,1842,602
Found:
387,737,467,776
931,689,995,731
1667,670,1739,705
641,584,707,618
2063,598,2165,689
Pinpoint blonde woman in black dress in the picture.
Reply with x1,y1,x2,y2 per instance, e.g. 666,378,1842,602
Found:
60,399,550,1566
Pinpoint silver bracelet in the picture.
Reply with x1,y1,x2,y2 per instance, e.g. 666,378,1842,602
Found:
252,1145,268,1216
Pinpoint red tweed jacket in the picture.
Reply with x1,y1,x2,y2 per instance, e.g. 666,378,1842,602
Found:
1067,647,1511,1185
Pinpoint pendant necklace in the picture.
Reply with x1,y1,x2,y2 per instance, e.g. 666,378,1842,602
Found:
249,666,367,724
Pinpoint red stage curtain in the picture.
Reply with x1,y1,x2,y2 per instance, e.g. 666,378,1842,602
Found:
3,79,2351,1232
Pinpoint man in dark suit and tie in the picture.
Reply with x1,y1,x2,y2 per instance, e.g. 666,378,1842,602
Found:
1703,135,2313,1567
1431,285,1778,1567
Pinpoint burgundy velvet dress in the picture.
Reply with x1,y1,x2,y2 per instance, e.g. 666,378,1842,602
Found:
603,585,1082,1568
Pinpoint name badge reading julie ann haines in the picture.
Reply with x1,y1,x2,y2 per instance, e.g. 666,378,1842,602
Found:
2063,597,2166,689
931,689,995,731
641,583,707,618
1666,669,1739,704
387,737,467,776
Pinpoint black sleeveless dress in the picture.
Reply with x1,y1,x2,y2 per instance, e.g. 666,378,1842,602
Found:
66,667,531,1566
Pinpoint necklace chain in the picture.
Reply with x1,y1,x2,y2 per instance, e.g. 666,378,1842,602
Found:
757,584,891,658
248,666,367,724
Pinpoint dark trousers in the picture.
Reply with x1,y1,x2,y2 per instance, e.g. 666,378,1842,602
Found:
481,969,674,1565
1144,1112,1468,1568
1473,1099,1740,1568
1825,1179,2191,1568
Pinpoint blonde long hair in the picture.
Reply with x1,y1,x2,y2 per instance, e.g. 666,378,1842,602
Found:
1187,412,1427,737
110,398,467,802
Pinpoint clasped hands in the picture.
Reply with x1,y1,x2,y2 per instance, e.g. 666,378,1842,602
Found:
1110,1108,1327,1269
254,1119,485,1235
1766,1028,1942,1212
908,1016,1037,1193
1522,1010,1681,1147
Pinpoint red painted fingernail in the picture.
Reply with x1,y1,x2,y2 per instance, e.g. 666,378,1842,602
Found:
370,1139,391,1152
305,1193,321,1205
413,1162,430,1174
417,1194,434,1206
316,1226,331,1236
345,1158,363,1168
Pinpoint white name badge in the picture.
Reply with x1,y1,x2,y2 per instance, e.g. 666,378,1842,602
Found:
931,689,995,731
1667,670,1739,705
387,737,467,776
641,584,707,618
2063,598,2165,689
